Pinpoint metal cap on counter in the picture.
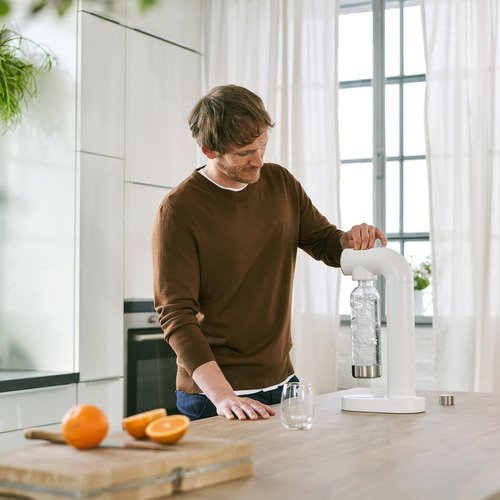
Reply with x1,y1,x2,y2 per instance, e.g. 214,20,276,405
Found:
439,394,455,405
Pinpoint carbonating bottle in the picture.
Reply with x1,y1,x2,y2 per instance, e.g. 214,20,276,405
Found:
350,279,381,378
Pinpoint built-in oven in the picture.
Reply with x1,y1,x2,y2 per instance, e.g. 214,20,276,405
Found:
124,300,178,417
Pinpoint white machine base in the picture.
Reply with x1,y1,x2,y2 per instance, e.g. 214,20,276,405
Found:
341,394,426,414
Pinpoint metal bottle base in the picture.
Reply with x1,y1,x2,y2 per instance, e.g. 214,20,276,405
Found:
352,365,381,379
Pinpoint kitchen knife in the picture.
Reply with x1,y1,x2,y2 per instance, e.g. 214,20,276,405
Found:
24,429,174,450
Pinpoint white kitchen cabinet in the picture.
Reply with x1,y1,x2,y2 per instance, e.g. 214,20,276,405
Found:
77,12,125,158
124,183,170,299
0,0,204,440
125,29,201,188
0,429,32,452
0,378,123,451
78,153,124,381
0,385,76,434
126,0,203,52
79,0,126,24
77,378,124,431
0,423,62,452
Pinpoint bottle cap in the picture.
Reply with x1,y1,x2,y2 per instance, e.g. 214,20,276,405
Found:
439,394,454,405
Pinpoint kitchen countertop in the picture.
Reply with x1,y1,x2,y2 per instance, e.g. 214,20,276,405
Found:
183,388,500,500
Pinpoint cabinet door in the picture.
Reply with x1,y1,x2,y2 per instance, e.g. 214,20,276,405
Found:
125,29,201,188
126,0,203,52
78,12,125,158
124,183,170,299
79,153,124,381
77,378,124,431
0,423,62,452
79,0,126,24
0,385,76,433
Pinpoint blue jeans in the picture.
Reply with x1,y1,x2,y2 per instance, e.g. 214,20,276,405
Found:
176,375,299,420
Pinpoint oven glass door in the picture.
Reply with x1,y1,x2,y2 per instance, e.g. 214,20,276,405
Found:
127,328,178,416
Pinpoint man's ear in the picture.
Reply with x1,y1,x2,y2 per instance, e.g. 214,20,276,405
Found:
201,146,217,159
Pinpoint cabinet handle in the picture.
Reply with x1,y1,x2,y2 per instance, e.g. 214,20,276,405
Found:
132,333,164,342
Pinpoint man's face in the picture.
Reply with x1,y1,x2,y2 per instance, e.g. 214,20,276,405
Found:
214,130,269,186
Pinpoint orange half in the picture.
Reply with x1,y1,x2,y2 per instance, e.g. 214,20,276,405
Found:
145,415,190,444
122,408,167,439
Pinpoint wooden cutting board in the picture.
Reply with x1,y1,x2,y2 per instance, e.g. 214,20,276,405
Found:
0,432,252,499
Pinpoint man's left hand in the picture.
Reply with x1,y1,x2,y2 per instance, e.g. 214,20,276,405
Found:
340,223,387,250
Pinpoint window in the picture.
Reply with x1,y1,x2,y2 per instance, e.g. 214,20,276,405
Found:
338,0,432,318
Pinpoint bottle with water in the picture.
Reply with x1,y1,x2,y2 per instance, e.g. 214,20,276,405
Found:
350,279,381,378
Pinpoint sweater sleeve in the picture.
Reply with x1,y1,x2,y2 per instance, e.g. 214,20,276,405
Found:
292,176,345,267
152,203,216,376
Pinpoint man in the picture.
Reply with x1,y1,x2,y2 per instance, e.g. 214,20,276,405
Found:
152,85,387,421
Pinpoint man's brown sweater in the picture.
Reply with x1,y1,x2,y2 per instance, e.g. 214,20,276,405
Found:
152,163,344,393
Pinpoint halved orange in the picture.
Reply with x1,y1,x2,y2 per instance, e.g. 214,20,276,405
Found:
122,408,167,439
145,415,190,444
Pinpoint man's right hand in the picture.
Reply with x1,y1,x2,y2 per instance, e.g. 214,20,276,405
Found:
213,393,276,421
193,361,276,420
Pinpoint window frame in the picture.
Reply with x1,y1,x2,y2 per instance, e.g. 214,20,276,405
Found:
339,0,431,324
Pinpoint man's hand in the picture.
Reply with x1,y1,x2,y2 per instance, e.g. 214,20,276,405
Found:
340,223,387,250
192,360,276,420
213,394,276,421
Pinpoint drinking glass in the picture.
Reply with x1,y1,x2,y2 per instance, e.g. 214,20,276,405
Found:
280,381,314,430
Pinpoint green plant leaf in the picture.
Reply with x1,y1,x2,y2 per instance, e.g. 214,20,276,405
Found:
412,256,432,291
2,0,160,18
30,0,48,15
55,0,73,16
0,0,11,17
140,0,160,11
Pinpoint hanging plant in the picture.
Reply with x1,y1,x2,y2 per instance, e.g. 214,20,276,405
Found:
0,27,54,132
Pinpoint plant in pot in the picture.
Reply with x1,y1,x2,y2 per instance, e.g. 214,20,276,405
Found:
0,26,54,132
412,256,432,316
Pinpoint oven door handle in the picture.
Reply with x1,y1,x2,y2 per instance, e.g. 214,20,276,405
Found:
132,333,165,342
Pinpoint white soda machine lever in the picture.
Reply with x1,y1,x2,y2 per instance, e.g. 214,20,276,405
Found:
341,247,426,413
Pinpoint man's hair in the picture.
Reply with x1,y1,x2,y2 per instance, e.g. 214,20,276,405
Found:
188,85,275,154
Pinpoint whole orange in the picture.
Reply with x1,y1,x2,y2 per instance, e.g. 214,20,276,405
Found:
61,404,108,449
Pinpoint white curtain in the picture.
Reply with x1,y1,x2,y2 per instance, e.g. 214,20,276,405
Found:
203,0,341,394
422,0,500,392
